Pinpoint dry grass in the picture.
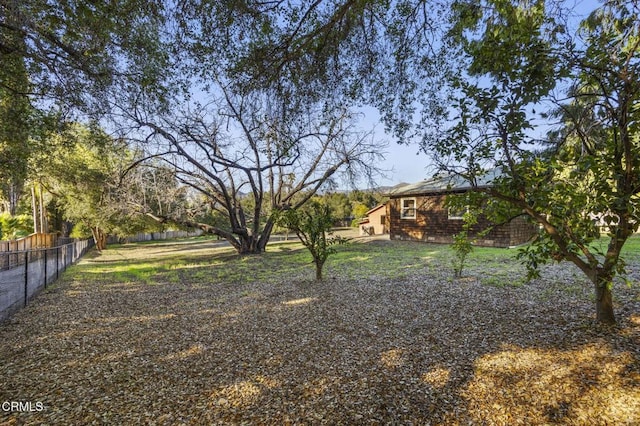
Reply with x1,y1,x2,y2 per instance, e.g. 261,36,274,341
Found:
1,237,639,425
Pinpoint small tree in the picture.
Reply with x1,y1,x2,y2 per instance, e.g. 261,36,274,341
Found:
451,211,477,278
277,201,347,281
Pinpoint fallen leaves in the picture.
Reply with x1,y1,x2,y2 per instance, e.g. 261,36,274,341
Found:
462,344,640,425
0,238,639,425
421,366,451,389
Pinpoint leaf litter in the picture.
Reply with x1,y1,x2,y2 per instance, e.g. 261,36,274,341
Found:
0,238,639,425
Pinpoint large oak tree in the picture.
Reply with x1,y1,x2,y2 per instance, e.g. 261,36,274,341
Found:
125,84,382,254
0,0,169,115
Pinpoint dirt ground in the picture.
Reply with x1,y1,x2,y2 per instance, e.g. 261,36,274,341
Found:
1,238,639,425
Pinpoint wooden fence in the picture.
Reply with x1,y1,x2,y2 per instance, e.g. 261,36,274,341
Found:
107,229,204,244
0,233,58,271
0,232,57,251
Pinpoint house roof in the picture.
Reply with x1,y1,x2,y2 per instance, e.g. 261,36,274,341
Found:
358,204,386,224
365,204,386,216
387,169,501,197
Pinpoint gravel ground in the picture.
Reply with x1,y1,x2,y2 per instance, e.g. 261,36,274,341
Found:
1,238,639,425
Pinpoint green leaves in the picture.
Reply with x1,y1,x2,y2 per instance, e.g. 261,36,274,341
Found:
2,0,171,115
431,1,639,323
450,210,477,278
275,199,348,280
0,22,32,213
458,0,558,103
39,123,160,240
0,213,32,240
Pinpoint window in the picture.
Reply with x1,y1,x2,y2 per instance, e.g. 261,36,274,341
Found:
448,206,468,220
401,198,417,219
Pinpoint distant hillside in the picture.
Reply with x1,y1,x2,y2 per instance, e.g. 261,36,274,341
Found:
321,183,411,196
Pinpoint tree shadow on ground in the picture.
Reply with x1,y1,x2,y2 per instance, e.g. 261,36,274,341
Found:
1,237,638,424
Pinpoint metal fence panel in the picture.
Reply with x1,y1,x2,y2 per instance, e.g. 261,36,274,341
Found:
27,256,45,300
0,234,193,322
45,248,58,286
0,266,24,320
0,239,94,322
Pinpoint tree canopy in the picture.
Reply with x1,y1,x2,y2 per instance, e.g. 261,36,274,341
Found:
0,19,31,214
0,0,170,115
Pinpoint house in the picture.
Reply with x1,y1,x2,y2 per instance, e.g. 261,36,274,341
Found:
386,171,536,247
358,204,388,236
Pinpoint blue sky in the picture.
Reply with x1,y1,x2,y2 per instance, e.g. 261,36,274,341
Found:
337,105,432,189
379,141,429,186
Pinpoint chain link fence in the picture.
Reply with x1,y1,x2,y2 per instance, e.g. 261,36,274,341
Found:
0,239,94,322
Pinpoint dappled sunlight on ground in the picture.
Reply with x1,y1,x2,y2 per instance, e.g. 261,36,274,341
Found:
2,236,639,424
209,375,281,411
349,255,372,262
161,344,205,362
94,313,177,324
300,377,331,399
421,366,451,389
282,297,317,306
457,343,640,424
380,348,405,370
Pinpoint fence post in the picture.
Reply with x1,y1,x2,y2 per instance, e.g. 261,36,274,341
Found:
24,251,29,307
56,246,59,280
44,248,48,289
65,244,70,271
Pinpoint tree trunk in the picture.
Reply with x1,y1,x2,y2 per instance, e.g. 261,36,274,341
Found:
8,181,22,216
236,228,277,255
256,219,275,252
98,232,107,251
315,261,323,281
236,234,263,255
39,185,48,234
91,227,107,251
311,253,327,281
594,281,616,325
31,186,38,233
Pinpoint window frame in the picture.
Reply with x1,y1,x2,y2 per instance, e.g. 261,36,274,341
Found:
400,197,417,220
448,205,469,220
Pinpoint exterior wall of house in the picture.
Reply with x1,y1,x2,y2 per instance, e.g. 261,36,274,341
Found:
508,216,538,246
388,194,536,248
367,206,387,235
359,205,388,236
